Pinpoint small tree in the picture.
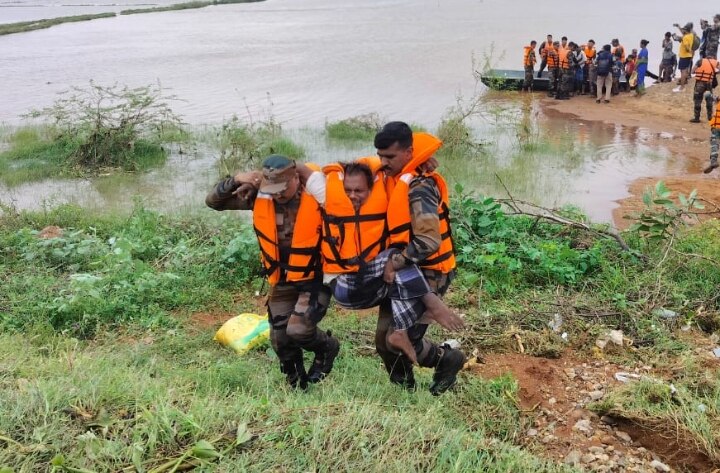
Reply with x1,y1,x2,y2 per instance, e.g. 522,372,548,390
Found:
26,81,184,170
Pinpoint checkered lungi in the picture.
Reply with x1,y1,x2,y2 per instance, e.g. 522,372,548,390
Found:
332,249,430,330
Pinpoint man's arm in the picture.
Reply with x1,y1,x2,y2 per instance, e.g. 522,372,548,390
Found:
391,176,441,270
205,171,261,211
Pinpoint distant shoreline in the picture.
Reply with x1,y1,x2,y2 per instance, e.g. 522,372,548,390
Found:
0,0,264,36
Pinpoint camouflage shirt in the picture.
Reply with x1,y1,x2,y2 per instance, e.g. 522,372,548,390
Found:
401,175,443,265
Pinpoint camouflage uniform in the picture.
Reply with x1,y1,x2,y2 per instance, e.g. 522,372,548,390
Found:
556,67,574,99
711,128,719,167
523,49,536,91
206,174,336,388
700,25,719,59
375,176,459,390
694,80,715,121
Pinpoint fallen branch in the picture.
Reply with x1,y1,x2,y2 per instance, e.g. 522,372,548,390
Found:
494,174,631,252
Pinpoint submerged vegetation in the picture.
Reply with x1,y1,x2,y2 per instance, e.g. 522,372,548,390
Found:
0,0,264,36
0,83,183,185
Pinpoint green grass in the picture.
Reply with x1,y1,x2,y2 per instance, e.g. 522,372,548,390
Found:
325,115,383,142
0,13,116,36
0,326,573,472
0,126,168,186
120,0,263,15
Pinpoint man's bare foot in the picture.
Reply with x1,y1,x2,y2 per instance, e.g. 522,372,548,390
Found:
422,293,465,331
388,329,418,365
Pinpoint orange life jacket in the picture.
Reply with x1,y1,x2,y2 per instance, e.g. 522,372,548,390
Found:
583,45,596,61
711,100,720,129
385,133,456,273
558,48,571,70
321,157,388,274
695,58,719,83
252,164,323,285
546,46,558,68
612,45,625,63
524,46,536,67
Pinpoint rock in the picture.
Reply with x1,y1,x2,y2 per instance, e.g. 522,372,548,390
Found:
608,329,624,345
564,449,582,466
600,434,614,444
616,431,632,443
589,390,605,401
564,368,577,380
581,454,596,463
573,419,594,436
597,453,610,462
588,446,605,455
527,428,538,437
600,415,618,426
650,460,671,472
548,397,557,405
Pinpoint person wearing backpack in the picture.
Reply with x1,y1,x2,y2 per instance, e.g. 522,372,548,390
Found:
700,15,720,60
673,22,698,91
595,44,613,103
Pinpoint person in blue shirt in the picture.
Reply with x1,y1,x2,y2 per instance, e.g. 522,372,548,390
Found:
636,39,649,95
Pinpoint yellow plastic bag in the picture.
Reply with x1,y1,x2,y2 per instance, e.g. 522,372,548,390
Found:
214,313,270,355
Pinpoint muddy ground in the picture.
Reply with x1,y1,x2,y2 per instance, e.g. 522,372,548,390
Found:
541,81,719,229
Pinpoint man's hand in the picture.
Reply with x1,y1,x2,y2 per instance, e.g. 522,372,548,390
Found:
383,258,397,284
418,156,439,174
232,182,257,201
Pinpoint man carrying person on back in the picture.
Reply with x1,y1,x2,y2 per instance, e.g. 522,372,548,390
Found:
373,122,466,395
690,55,718,123
546,41,560,97
205,155,340,389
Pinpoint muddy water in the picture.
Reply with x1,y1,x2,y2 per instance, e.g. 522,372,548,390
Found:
0,0,712,222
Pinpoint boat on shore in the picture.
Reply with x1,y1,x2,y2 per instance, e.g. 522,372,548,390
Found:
480,69,630,92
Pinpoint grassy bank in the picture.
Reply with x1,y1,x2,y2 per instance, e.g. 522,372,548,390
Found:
0,0,263,37
0,13,115,36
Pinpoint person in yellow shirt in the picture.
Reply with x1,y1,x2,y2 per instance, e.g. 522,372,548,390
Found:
673,22,696,91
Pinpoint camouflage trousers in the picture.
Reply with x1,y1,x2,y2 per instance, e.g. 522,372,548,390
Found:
694,81,714,120
523,65,534,91
556,68,573,98
711,128,720,167
548,68,560,94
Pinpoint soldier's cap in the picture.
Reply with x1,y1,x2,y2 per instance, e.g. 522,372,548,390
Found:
260,155,296,194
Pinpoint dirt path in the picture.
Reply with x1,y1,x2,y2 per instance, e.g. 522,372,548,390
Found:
541,82,719,229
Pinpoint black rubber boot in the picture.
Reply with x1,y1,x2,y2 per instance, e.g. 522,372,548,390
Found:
388,355,417,391
281,357,308,390
429,346,466,396
307,331,340,383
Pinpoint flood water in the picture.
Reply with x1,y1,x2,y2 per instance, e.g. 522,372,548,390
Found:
0,0,712,223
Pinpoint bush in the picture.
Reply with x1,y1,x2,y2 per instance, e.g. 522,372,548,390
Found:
325,114,383,142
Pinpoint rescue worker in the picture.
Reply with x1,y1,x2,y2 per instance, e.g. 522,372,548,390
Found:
374,122,466,395
205,155,340,389
522,40,537,92
537,34,553,78
583,40,597,94
556,41,573,100
700,15,720,60
296,154,464,367
690,55,719,123
704,93,720,173
570,42,587,95
673,22,696,91
546,41,560,97
611,38,626,63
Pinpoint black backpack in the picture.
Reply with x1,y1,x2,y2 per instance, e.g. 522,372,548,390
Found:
597,54,611,75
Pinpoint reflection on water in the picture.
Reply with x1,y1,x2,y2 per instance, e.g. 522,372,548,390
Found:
0,99,690,224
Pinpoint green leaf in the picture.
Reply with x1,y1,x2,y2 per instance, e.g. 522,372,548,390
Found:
655,180,669,196
236,423,252,445
51,455,65,467
642,191,652,207
190,440,221,460
693,201,705,210
652,198,674,206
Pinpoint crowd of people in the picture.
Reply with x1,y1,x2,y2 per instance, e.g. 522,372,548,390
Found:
206,123,467,394
521,14,720,174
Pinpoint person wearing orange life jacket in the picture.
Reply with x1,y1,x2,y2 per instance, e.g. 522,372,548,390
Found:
583,40,597,94
556,42,573,100
537,34,553,78
690,56,719,123
704,93,720,173
546,41,560,96
611,38,626,63
296,156,464,365
522,40,537,92
205,155,340,389
374,122,466,395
